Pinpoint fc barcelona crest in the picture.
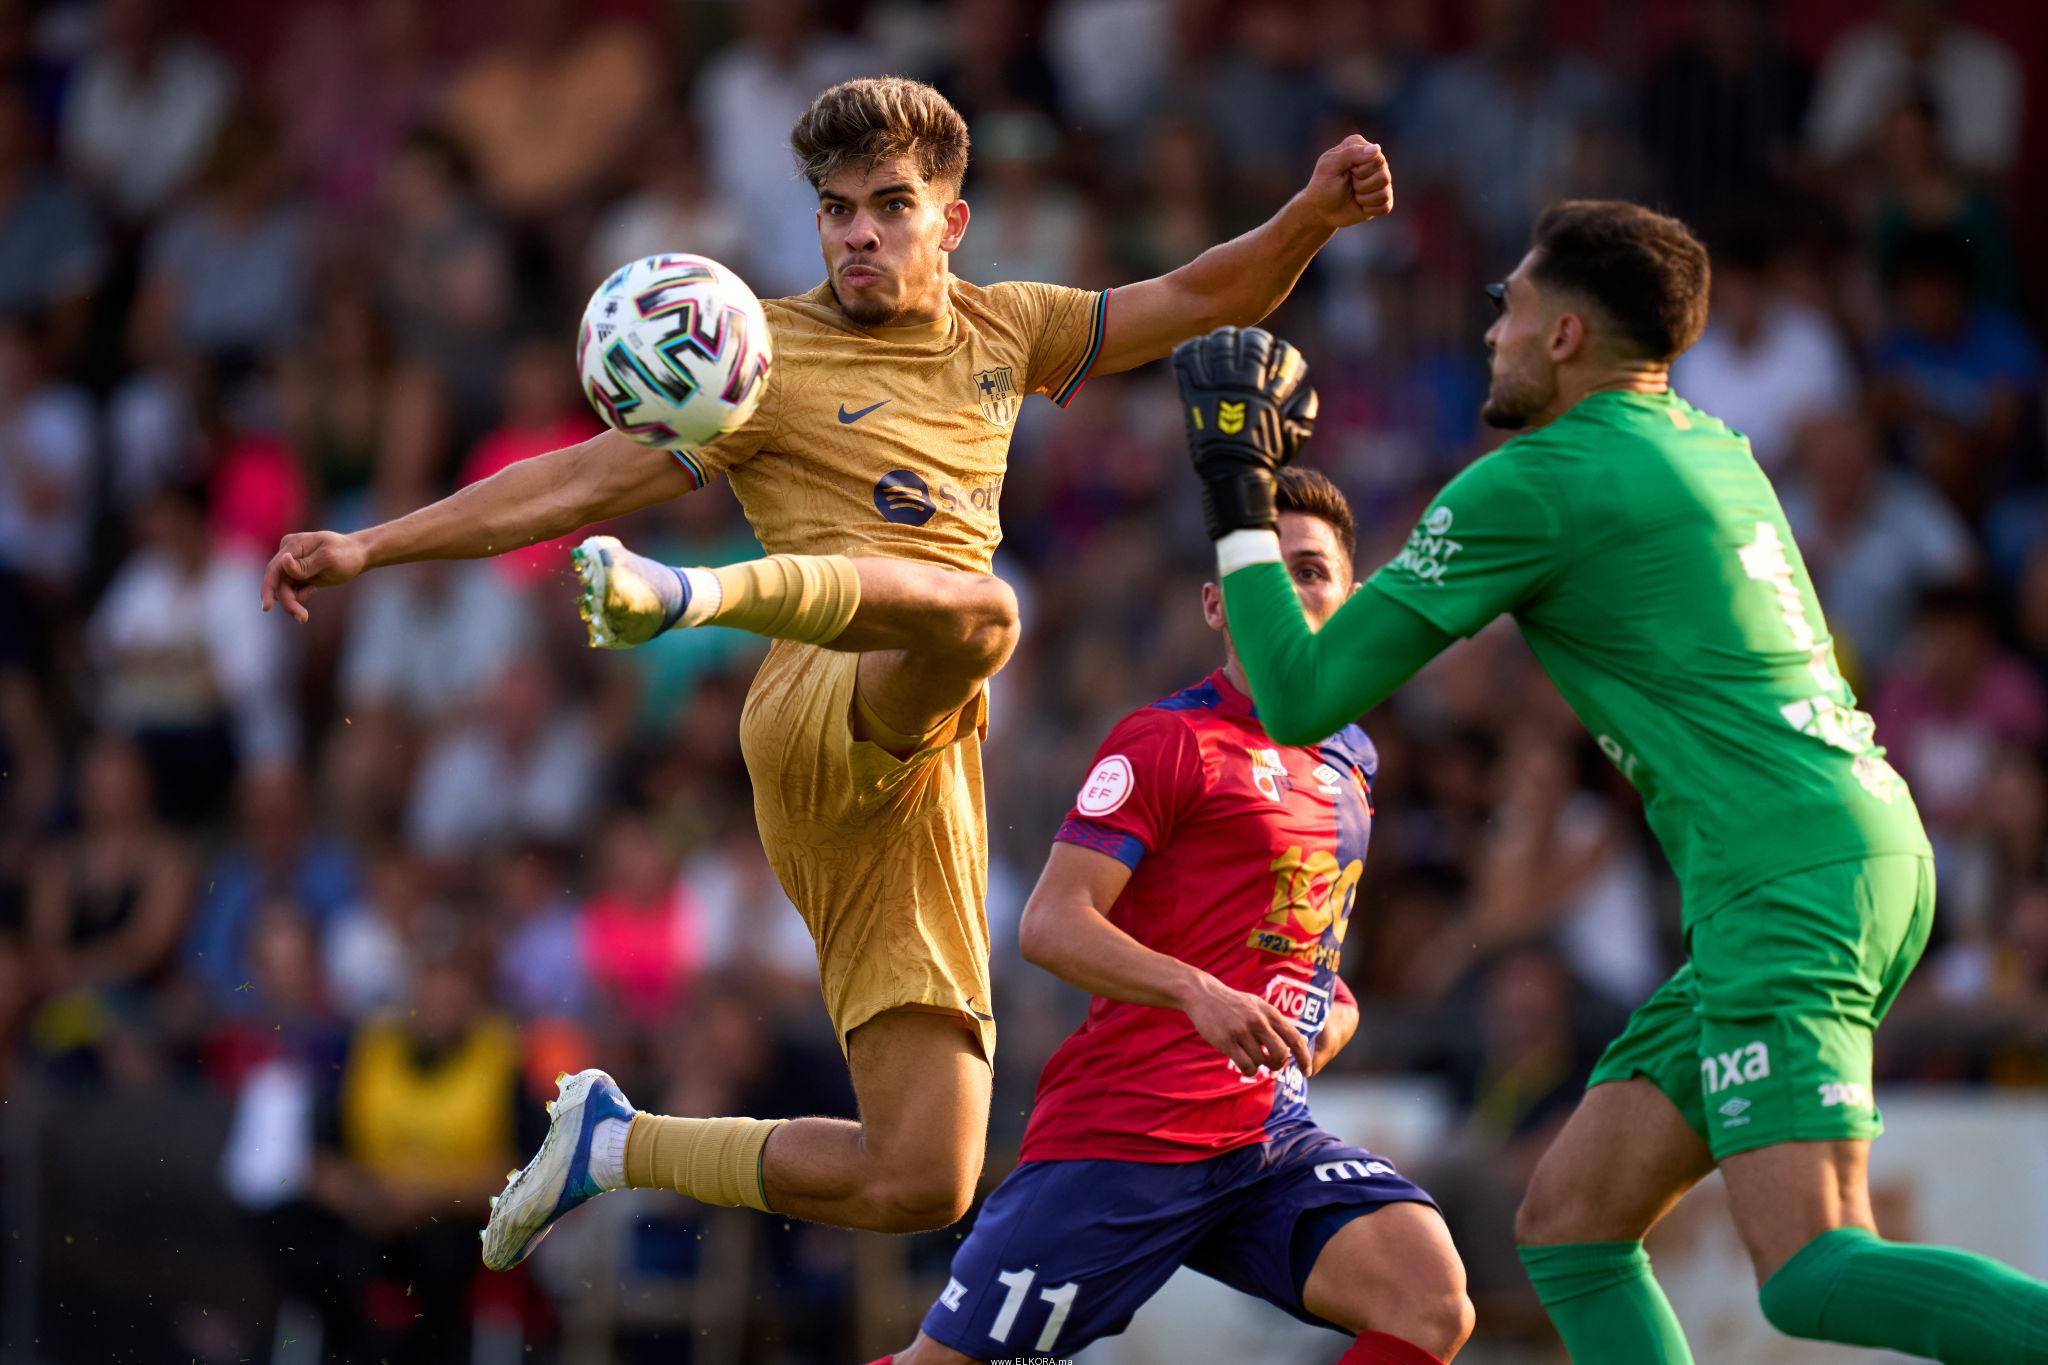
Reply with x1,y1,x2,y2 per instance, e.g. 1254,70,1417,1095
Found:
974,367,1017,427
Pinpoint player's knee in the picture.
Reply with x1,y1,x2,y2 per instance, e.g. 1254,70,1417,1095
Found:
1386,1268,1476,1357
954,574,1019,676
1514,1175,1608,1247
870,1167,976,1234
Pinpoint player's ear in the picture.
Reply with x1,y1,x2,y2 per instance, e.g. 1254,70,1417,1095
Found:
1548,310,1586,364
941,195,970,253
1201,581,1226,632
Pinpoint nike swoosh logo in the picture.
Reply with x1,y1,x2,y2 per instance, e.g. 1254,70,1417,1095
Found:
838,399,891,424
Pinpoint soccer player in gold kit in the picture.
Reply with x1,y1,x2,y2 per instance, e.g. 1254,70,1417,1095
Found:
260,78,1393,1265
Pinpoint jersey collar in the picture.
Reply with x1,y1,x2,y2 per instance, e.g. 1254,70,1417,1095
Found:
1209,668,1259,719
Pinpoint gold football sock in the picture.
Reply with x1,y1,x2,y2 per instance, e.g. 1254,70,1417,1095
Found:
706,553,861,644
623,1114,783,1212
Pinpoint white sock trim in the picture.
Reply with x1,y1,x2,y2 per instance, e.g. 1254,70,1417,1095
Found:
1216,529,1283,577
677,567,723,628
590,1115,631,1191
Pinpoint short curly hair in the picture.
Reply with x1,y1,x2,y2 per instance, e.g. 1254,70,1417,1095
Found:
1529,200,1711,362
789,77,970,196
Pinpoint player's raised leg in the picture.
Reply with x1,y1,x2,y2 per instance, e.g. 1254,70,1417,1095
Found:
1730,1138,2048,1361
752,1007,989,1230
613,1007,987,1234
1302,1202,1474,1362
576,538,1015,747
1513,1078,1715,1365
485,1009,988,1269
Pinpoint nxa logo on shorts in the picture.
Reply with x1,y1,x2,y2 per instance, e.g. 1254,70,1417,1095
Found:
1701,1041,1770,1094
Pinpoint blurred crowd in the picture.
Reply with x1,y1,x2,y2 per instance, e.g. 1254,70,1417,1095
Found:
0,0,2042,1359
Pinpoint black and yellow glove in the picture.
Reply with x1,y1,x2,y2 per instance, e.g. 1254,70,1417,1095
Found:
1172,326,1318,540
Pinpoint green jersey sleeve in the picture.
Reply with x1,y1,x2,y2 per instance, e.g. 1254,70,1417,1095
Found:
1366,442,1568,638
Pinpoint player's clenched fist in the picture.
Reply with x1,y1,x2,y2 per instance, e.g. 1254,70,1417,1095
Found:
1173,326,1317,540
1303,133,1393,229
261,529,367,623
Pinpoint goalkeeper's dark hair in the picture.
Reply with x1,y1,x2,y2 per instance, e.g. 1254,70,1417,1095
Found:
1529,200,1711,363
1274,467,1356,567
790,77,970,196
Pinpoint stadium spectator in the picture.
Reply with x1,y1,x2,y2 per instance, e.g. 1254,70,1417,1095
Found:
128,108,310,370
404,654,601,860
948,108,1092,287
1807,0,2022,175
1875,585,2048,839
305,952,537,1363
586,103,749,287
1638,0,1811,232
264,0,438,214
0,316,96,611
1778,408,1976,674
492,841,586,1021
323,848,433,1020
186,764,359,1011
0,79,102,350
275,287,403,531
1402,0,1620,256
87,482,291,820
1872,227,2041,517
1871,92,2020,308
578,812,701,1029
438,0,659,220
339,561,532,732
1670,226,1857,474
693,0,882,296
59,0,233,221
26,733,194,1018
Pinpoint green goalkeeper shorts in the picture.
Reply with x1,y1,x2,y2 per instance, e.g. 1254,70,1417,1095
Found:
1588,854,1936,1160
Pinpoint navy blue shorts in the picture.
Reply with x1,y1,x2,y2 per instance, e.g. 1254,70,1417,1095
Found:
919,1122,1435,1358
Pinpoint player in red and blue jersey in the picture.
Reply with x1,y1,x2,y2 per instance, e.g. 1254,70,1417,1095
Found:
881,470,1473,1365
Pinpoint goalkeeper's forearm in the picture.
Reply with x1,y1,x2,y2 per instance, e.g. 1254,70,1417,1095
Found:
1219,532,1453,745
358,430,681,569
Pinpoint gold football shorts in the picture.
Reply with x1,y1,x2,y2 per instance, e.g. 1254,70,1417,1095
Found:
738,640,995,1063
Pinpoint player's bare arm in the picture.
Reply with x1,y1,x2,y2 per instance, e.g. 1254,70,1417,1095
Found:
1018,842,1311,1077
261,429,686,622
1091,135,1393,376
1307,985,1358,1077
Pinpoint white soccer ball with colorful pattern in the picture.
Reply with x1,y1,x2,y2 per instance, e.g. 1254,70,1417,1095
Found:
577,254,773,449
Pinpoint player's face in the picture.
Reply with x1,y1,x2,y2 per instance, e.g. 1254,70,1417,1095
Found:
1204,512,1354,638
816,155,969,328
1481,253,1562,430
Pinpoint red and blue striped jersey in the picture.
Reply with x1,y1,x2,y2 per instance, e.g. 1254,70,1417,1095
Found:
1020,670,1375,1163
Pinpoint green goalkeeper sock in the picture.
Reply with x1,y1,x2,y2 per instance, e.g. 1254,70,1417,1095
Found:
1759,1226,2048,1362
1518,1241,1695,1364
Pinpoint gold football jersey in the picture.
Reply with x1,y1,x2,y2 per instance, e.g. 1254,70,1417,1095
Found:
676,277,1108,574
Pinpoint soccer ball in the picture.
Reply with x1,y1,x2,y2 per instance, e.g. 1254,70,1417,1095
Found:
576,253,773,449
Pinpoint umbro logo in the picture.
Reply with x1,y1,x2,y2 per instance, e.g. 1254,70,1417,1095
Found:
1719,1097,1751,1127
838,399,891,424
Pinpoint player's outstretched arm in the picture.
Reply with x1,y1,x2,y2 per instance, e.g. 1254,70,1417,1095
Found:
261,430,691,622
1224,568,1451,746
1019,842,1311,1077
1173,326,1454,744
1090,135,1393,376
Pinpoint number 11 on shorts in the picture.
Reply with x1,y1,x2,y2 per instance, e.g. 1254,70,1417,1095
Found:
990,1267,1080,1352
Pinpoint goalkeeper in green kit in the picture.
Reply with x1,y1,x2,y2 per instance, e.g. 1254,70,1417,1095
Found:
1173,201,2048,1363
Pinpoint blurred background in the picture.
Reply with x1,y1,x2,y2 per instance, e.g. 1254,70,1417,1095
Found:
0,0,2044,1360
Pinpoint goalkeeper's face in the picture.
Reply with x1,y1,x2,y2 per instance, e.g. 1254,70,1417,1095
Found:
816,155,969,328
1480,253,1562,430
1204,511,1354,647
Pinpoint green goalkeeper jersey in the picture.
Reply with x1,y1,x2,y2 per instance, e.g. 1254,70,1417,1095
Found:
1227,388,1929,922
